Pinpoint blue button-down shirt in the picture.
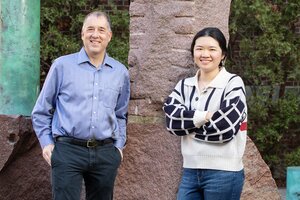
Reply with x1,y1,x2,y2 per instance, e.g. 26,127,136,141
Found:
31,48,130,149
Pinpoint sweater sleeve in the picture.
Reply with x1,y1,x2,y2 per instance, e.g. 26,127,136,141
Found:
163,80,197,136
194,76,247,143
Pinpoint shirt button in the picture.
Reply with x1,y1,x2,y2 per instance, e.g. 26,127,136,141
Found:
93,111,96,114
94,96,97,99
92,126,95,129
195,97,199,101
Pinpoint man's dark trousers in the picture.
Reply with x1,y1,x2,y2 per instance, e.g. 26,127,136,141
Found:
51,140,122,200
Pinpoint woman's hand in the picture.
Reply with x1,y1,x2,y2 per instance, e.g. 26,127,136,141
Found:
205,112,213,122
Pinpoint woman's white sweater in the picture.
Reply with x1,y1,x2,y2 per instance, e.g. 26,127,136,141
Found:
163,68,247,171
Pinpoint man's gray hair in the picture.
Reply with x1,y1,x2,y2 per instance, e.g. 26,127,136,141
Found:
82,11,112,32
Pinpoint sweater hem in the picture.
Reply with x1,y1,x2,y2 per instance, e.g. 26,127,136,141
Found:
183,155,243,171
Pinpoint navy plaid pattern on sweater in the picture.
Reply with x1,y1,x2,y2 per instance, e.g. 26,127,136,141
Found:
194,96,246,142
163,74,247,143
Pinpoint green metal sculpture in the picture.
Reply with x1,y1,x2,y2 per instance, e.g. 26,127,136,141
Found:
0,0,40,115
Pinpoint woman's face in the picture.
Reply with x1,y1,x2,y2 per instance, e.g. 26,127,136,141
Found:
193,36,225,73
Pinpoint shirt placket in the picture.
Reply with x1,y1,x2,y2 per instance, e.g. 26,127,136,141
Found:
90,69,100,138
195,89,207,111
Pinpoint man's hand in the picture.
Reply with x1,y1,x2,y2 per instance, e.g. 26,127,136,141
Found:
42,144,55,166
116,147,123,161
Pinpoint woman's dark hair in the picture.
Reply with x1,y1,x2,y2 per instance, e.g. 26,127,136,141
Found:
190,27,227,65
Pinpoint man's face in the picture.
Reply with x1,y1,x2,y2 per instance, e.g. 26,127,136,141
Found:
81,15,112,57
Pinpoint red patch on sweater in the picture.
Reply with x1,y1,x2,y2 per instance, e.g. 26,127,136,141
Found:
240,122,247,131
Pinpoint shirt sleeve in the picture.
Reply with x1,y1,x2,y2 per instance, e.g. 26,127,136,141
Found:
114,70,130,149
194,76,247,143
163,80,204,136
31,61,61,149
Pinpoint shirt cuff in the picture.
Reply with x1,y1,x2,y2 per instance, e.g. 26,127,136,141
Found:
193,110,208,128
114,138,126,150
39,134,54,149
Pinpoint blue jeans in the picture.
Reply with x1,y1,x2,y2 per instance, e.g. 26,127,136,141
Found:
177,168,244,200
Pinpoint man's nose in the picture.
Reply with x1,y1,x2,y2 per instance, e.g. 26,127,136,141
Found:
91,30,100,37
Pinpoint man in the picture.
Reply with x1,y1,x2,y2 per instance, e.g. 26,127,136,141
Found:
32,11,130,200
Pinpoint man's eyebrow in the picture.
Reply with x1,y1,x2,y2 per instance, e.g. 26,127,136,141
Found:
87,25,106,29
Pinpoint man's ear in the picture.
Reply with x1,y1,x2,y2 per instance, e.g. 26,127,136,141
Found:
108,31,112,42
81,30,84,40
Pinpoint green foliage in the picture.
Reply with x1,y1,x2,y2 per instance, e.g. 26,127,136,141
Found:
228,0,300,184
106,4,129,65
40,0,129,81
286,147,300,166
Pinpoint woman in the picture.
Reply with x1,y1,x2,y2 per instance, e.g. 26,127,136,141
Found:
163,27,247,200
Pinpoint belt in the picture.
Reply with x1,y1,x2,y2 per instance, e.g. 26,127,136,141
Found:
56,136,113,148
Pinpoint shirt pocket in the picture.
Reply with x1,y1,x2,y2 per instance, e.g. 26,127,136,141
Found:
100,87,120,109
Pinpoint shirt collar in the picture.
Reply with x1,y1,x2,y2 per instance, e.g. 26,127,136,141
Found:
77,47,113,68
185,67,229,89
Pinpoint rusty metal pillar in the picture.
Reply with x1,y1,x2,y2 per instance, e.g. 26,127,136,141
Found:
0,0,40,116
